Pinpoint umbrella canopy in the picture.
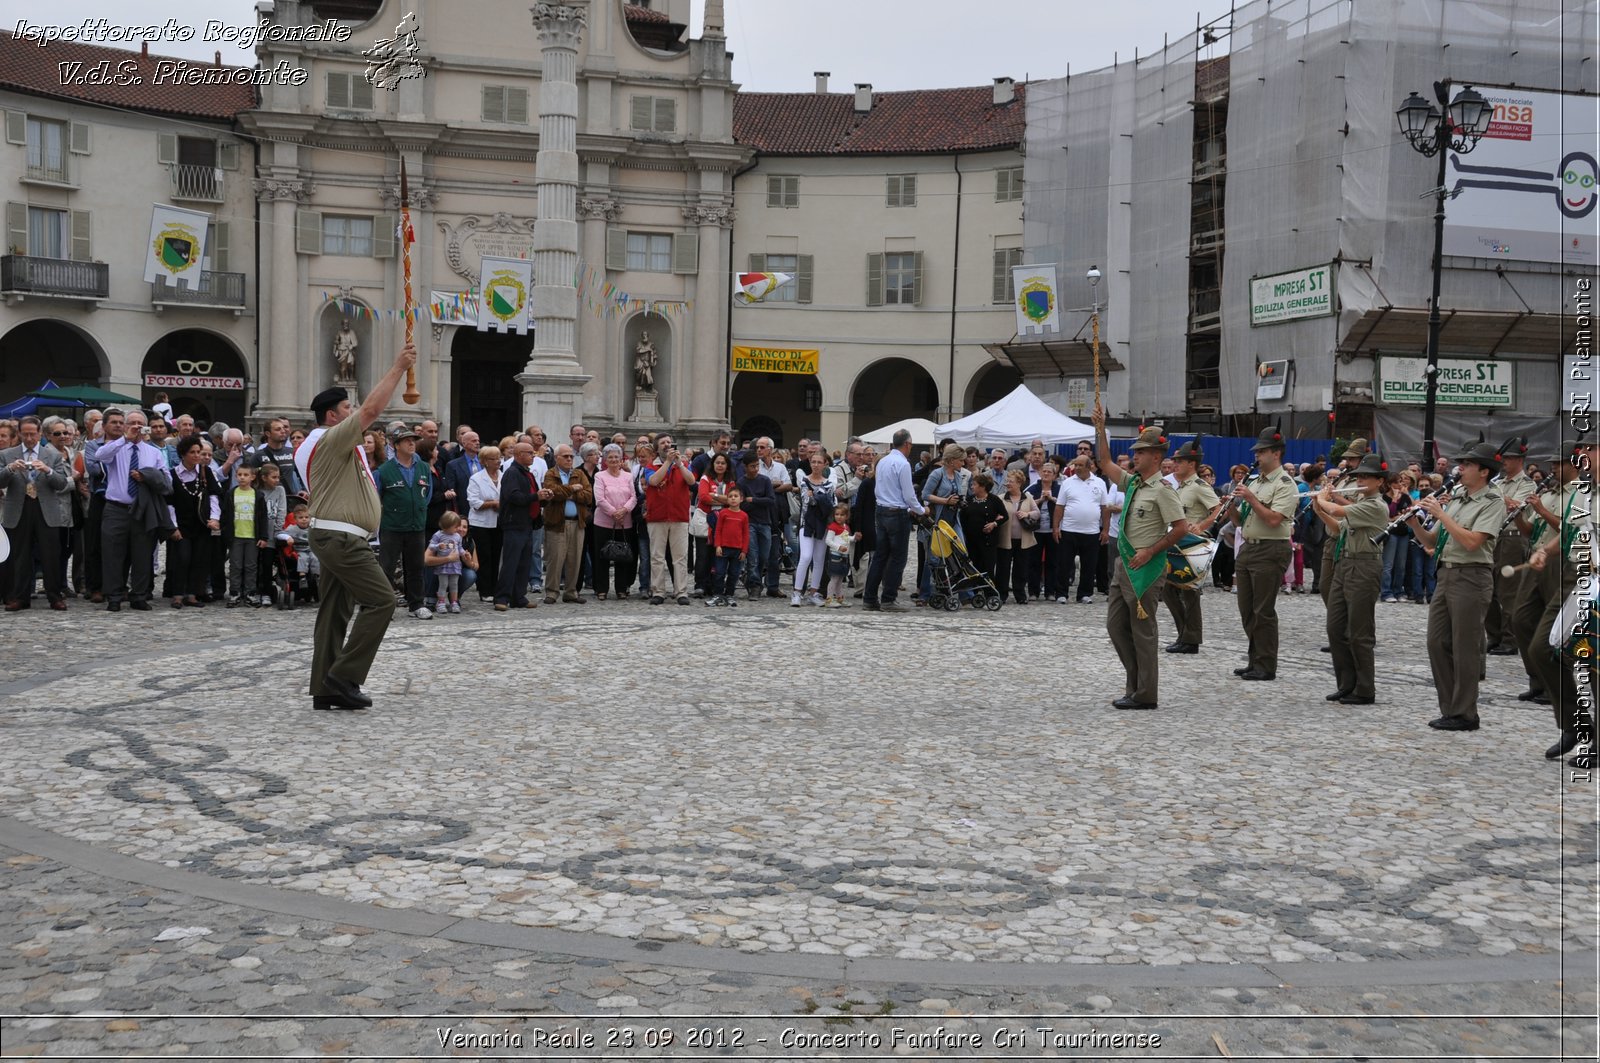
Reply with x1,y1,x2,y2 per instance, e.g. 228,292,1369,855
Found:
936,384,1094,448
859,416,941,447
23,384,143,406
0,379,62,417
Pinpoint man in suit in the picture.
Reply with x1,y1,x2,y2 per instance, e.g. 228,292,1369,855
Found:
442,430,482,516
87,410,172,611
1,415,72,610
494,441,539,611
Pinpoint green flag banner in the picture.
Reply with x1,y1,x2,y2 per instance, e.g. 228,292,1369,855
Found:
1117,475,1168,612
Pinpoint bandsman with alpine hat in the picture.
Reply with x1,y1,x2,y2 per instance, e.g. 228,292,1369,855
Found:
1408,441,1504,732
1225,426,1300,681
1162,438,1220,655
1312,452,1389,704
1321,437,1369,610
1485,435,1536,656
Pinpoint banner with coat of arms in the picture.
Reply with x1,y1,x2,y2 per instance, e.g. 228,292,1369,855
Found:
1011,263,1061,336
476,255,533,334
143,203,211,288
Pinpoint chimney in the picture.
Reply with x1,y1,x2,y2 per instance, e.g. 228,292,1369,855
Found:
814,71,830,94
854,83,872,113
214,50,223,66
703,0,724,37
141,41,148,60
993,76,1015,105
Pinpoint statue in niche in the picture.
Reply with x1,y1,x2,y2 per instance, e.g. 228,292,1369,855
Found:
633,331,658,392
332,320,359,382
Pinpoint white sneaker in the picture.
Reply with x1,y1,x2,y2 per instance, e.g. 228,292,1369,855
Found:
791,592,803,607
1055,596,1068,604
1078,595,1094,604
410,606,434,620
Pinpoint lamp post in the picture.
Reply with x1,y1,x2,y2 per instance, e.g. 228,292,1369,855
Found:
1087,265,1103,407
1394,81,1492,466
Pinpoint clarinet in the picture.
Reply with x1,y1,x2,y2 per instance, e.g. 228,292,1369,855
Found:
1500,480,1553,531
1370,474,1457,547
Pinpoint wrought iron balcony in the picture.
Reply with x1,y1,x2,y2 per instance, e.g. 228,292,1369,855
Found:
151,270,247,310
170,164,224,201
0,254,108,299
23,161,72,185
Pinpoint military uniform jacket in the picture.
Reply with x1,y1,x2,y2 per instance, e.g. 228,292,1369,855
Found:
297,413,382,535
1121,473,1184,550
1174,475,1219,529
1336,495,1388,559
1438,484,1502,565
1496,472,1536,534
1242,467,1299,541
1535,480,1592,564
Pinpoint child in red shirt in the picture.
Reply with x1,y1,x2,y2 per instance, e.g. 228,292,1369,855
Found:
823,503,861,607
708,484,749,607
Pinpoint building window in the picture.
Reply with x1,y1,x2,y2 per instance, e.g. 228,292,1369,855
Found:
767,175,799,208
993,246,1023,303
760,253,797,302
884,252,917,304
627,232,672,272
327,71,375,111
629,95,677,133
27,206,68,259
323,215,375,257
886,174,917,208
25,117,67,183
481,85,530,124
996,166,1023,202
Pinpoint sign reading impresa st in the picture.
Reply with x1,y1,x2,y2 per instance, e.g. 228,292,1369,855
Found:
1249,265,1334,326
1377,356,1514,408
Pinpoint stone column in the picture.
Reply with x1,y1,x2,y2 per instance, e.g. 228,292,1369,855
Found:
520,0,593,433
577,195,621,423
683,203,734,437
254,176,312,423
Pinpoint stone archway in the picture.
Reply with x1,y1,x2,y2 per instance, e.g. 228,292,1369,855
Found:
849,357,939,438
0,319,107,400
142,329,249,428
964,362,1022,417
731,371,821,451
450,329,531,440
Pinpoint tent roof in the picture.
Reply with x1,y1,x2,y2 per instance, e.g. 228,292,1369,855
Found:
859,416,941,446
936,384,1093,447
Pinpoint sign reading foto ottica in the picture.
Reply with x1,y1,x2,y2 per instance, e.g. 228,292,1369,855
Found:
731,345,819,375
1249,264,1334,326
1378,356,1515,408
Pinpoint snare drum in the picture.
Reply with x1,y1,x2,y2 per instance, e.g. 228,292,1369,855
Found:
1165,533,1218,589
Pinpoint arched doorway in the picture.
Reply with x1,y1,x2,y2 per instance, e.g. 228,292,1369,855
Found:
731,371,821,450
0,319,105,402
965,362,1022,416
142,330,248,427
849,357,939,438
451,329,529,438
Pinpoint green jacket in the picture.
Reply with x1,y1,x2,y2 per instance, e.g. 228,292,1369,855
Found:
375,456,433,532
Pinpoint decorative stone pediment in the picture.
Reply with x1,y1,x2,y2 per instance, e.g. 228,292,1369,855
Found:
436,213,537,284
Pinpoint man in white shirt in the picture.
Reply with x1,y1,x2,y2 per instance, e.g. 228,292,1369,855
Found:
1056,457,1109,603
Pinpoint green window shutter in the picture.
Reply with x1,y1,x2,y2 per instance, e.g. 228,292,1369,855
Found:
296,209,323,255
903,174,917,206
481,85,503,122
885,176,898,207
6,201,28,254
327,72,350,109
747,252,766,273
911,250,924,305
69,209,91,261
766,175,782,208
157,132,177,165
212,222,230,273
4,112,24,146
993,249,1009,304
672,232,699,274
655,97,676,132
630,96,652,131
352,77,374,110
372,213,395,258
866,252,884,306
507,87,529,125
605,227,628,270
69,121,91,155
218,141,238,170
796,253,814,304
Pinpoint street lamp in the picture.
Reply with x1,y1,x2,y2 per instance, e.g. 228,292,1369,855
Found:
1087,265,1102,406
1394,81,1493,465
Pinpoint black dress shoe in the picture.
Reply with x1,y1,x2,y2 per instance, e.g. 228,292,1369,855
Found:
1516,689,1547,702
1532,693,1552,705
1546,730,1578,759
1487,644,1518,656
1165,643,1199,654
1569,751,1595,769
1232,666,1252,676
321,675,373,709
1113,695,1158,710
1325,689,1354,702
1338,693,1375,705
1319,645,1332,653
129,600,151,611
106,601,121,612
1428,716,1480,731
312,695,362,711
1239,669,1275,681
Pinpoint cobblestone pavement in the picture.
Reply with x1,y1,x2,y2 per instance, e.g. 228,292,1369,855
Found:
1,588,1597,1058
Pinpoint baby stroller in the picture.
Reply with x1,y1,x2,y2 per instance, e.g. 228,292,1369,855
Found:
922,516,1004,612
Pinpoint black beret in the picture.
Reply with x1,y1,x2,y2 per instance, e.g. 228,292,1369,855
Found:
310,387,349,421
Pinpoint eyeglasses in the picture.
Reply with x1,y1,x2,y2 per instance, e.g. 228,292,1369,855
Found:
175,360,214,374
50,430,68,436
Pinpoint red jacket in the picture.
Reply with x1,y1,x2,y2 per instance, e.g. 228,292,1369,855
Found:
712,507,749,552
644,460,694,523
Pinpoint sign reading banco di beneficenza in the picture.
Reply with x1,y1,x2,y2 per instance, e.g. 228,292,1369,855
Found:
731,345,819,375
1377,356,1515,408
1249,264,1334,326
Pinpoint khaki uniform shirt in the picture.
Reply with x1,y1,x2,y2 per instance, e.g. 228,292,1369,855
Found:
1535,480,1594,564
1337,494,1388,559
1438,484,1502,565
1242,466,1299,541
1496,471,1536,534
1175,475,1220,528
1121,473,1184,550
304,413,382,534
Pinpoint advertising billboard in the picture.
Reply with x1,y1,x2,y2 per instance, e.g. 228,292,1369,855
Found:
1442,87,1598,267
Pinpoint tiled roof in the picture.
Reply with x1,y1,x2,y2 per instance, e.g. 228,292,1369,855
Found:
733,84,1026,156
623,4,672,24
0,31,256,120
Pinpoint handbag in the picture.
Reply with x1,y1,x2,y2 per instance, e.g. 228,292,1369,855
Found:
600,536,634,563
689,506,709,538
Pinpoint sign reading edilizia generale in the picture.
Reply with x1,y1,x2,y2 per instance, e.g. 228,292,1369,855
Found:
1378,356,1515,408
1249,265,1334,326
731,345,819,375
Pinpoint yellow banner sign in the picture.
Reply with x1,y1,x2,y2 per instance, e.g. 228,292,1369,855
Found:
732,345,819,375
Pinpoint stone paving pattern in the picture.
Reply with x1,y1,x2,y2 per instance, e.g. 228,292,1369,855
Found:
1,591,1597,1057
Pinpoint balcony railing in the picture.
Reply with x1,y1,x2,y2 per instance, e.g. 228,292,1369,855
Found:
24,161,71,185
151,270,246,308
0,254,108,299
170,164,224,201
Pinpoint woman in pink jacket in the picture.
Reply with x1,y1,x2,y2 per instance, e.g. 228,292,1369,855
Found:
591,444,637,599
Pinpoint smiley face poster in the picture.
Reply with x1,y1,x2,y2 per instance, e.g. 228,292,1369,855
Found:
1442,87,1598,267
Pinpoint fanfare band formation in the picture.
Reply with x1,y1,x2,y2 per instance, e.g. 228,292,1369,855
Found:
0,342,1594,769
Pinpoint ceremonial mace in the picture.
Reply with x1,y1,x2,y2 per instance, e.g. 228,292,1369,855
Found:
1087,265,1102,408
400,159,420,405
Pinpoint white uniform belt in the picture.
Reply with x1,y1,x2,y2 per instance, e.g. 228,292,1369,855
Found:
309,518,372,538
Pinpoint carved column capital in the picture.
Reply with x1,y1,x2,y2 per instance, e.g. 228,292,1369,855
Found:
381,183,437,209
683,204,736,228
531,2,588,49
579,197,622,222
254,177,313,203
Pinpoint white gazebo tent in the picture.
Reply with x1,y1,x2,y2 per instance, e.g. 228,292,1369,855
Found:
936,384,1094,447
859,416,941,447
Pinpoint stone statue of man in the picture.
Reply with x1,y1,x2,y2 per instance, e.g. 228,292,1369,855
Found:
633,331,657,392
333,320,359,381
